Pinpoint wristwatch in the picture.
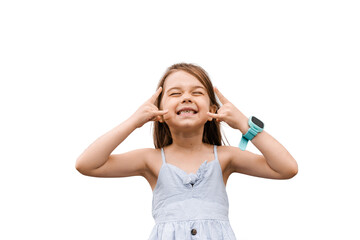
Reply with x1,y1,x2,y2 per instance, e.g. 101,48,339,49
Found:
239,116,264,151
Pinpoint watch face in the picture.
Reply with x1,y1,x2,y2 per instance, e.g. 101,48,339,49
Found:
252,116,264,128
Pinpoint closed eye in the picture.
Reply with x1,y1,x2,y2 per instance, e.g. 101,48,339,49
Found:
170,92,181,96
193,92,203,95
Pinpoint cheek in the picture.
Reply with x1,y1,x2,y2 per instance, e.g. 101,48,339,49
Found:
200,98,212,109
159,96,168,109
162,96,176,106
159,99,166,110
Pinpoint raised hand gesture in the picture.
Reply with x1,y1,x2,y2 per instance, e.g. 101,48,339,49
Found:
131,87,168,128
207,87,249,133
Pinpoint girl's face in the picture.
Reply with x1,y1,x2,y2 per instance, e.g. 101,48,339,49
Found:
160,70,216,131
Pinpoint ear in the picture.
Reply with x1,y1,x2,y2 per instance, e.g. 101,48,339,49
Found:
207,104,217,121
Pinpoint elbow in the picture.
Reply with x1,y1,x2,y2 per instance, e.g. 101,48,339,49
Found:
75,159,100,177
286,167,298,179
75,159,90,176
75,159,82,172
75,163,85,175
283,161,298,179
75,165,92,176
274,158,298,180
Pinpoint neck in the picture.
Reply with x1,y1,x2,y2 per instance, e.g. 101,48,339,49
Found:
169,127,205,152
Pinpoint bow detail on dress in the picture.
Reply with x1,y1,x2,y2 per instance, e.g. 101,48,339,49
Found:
182,160,209,186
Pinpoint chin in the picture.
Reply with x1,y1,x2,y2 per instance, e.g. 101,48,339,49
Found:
169,121,207,132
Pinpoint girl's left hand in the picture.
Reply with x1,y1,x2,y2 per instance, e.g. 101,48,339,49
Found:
207,87,249,133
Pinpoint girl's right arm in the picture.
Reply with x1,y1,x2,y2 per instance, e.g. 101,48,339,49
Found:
75,87,167,178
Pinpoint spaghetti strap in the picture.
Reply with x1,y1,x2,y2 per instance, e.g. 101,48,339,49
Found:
160,148,166,164
214,145,218,161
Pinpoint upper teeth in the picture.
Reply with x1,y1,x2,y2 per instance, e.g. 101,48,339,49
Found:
179,110,195,114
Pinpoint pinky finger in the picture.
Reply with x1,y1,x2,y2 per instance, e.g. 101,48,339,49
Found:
207,112,217,118
207,112,222,121
157,109,169,115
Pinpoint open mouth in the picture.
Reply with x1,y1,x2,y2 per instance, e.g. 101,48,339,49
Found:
176,109,198,115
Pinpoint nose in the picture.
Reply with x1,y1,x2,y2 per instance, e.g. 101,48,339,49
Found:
181,94,192,103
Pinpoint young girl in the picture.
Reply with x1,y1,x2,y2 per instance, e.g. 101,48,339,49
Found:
76,63,298,239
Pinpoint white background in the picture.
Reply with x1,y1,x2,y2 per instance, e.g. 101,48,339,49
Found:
1,0,359,239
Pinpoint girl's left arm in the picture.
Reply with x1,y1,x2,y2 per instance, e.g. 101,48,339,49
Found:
207,87,298,179
243,129,298,179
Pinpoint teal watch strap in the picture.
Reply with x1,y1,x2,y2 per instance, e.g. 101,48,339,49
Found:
239,136,249,150
239,116,264,151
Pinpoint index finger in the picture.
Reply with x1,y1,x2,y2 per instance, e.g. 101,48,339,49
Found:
148,87,163,103
214,87,230,104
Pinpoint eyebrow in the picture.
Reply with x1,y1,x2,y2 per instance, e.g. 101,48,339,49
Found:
166,85,205,93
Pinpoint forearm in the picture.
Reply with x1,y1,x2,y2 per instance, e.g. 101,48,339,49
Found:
251,130,298,177
75,117,137,171
238,116,298,178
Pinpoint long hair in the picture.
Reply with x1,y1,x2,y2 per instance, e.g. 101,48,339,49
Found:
153,63,227,148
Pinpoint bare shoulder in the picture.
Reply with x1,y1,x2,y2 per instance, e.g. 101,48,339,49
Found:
217,145,262,174
216,145,236,174
216,145,243,162
114,147,162,178
216,145,233,162
140,148,163,190
142,148,163,174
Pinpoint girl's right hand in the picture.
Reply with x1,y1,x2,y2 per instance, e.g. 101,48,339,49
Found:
131,87,168,128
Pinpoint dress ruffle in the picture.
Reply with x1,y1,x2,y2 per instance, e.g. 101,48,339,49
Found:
182,160,209,186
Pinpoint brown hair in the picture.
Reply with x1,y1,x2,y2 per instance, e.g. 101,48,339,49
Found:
153,63,226,148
